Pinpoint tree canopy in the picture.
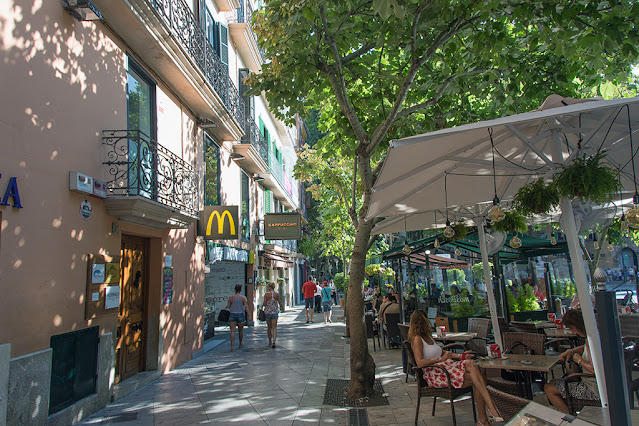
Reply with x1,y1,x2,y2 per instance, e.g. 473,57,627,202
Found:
248,0,639,398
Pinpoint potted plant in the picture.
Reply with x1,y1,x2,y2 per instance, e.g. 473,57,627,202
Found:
514,178,559,216
444,221,470,241
554,151,620,204
491,210,528,234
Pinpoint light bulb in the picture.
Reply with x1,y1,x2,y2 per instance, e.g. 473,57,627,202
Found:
627,206,639,229
443,220,455,238
402,244,412,255
434,238,440,248
550,235,557,246
593,241,599,249
510,236,522,248
608,243,614,251
622,215,630,234
487,196,506,223
455,248,461,256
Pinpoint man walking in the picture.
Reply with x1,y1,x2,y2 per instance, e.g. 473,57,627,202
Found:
314,278,322,314
302,276,316,323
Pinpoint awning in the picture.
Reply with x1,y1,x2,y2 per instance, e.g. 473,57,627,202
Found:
262,252,294,268
386,251,469,269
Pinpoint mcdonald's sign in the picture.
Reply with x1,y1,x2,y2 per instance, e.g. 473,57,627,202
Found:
198,206,239,240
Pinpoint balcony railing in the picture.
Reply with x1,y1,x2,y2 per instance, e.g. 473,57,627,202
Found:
148,0,244,125
242,116,269,164
102,130,199,217
232,0,267,61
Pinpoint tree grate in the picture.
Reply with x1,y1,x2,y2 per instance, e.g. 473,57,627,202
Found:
96,412,138,424
323,379,389,407
348,408,370,425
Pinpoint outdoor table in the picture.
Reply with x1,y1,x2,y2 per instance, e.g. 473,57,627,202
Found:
544,328,574,338
431,332,477,343
531,320,556,329
476,354,559,399
505,400,594,425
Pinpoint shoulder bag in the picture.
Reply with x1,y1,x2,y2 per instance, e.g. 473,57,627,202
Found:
218,308,230,322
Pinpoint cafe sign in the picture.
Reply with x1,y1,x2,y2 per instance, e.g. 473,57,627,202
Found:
264,213,301,240
198,206,239,240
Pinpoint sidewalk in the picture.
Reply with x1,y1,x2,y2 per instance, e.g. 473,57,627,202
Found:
78,306,480,425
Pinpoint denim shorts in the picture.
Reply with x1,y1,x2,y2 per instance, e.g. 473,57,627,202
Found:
228,312,246,324
305,297,315,309
264,313,278,320
322,301,332,312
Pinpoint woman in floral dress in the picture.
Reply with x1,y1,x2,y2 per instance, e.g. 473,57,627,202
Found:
262,282,285,348
409,310,502,425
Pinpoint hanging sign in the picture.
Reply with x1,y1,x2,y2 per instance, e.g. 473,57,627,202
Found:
80,199,92,219
197,206,239,240
264,213,301,240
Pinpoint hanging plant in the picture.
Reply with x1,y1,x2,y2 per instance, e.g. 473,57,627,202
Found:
514,178,559,216
444,221,470,241
554,151,620,204
491,211,528,234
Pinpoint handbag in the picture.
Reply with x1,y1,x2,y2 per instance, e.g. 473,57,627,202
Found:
258,307,266,321
218,308,230,322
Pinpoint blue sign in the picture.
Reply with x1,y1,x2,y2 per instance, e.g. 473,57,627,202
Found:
0,174,22,208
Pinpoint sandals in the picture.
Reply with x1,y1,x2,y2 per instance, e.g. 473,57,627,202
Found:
487,408,504,423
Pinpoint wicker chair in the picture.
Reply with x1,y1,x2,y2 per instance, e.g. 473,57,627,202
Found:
404,340,477,425
465,317,491,356
510,321,539,334
486,385,530,422
560,359,602,415
384,312,402,348
619,314,639,338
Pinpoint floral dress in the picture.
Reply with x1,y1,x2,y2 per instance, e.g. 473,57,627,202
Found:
421,337,468,389
264,291,279,315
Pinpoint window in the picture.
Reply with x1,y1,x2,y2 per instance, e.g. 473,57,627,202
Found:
126,57,156,198
239,68,254,121
204,134,220,205
49,327,99,414
241,171,250,241
204,6,228,76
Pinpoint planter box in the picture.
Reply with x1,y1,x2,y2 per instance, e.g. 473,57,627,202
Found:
510,309,548,322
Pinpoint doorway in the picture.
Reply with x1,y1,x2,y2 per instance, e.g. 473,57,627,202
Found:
116,235,149,383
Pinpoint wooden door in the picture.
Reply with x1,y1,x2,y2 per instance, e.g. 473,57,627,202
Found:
116,235,147,383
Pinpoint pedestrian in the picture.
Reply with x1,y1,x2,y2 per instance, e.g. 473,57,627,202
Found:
262,282,285,348
226,284,247,351
321,281,333,323
302,276,316,323
314,278,322,314
329,279,338,304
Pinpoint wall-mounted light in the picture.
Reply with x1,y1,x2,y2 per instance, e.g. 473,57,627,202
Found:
198,118,218,128
230,153,245,161
63,0,102,21
254,174,265,182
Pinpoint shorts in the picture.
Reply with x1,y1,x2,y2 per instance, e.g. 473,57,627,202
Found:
265,313,278,320
228,312,246,324
305,297,315,309
322,301,332,312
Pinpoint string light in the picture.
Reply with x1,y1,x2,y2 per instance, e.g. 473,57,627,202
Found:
402,214,411,255
455,247,461,256
443,174,455,238
487,128,506,223
510,235,522,248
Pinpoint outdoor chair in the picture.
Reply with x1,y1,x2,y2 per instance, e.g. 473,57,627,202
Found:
435,316,450,332
560,358,602,415
365,313,379,352
398,324,412,381
464,317,491,356
486,385,530,422
619,314,639,339
404,340,477,426
384,313,402,349
497,317,511,339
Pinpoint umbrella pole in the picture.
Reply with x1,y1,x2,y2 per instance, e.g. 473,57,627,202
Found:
559,197,608,408
476,220,503,351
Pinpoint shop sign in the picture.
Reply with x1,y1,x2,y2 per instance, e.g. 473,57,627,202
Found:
0,174,22,208
207,243,249,263
80,199,92,219
264,212,301,240
198,206,239,240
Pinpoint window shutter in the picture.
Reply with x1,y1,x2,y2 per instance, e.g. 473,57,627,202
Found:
219,23,229,75
265,190,273,213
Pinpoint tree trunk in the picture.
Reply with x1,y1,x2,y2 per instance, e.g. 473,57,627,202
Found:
347,219,376,398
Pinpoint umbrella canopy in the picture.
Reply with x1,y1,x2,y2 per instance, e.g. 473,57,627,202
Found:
367,96,639,221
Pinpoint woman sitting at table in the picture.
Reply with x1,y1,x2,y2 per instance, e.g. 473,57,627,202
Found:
544,309,599,413
409,310,503,426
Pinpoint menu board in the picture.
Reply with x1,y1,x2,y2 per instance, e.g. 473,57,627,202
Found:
205,261,245,318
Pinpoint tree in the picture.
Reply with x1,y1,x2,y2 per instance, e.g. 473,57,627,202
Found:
249,0,639,398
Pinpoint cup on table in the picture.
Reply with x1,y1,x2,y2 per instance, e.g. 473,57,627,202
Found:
488,343,501,358
547,313,557,322
555,319,563,329
439,326,446,337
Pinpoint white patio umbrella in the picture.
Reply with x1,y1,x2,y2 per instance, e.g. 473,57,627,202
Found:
367,95,639,409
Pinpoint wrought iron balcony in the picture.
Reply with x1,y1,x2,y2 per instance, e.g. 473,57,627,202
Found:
148,0,244,125
242,116,269,164
233,0,267,62
102,130,199,220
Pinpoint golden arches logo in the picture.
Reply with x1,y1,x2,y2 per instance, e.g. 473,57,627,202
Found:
206,210,235,236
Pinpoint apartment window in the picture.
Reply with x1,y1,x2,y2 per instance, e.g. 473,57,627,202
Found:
239,68,254,120
204,135,220,205
204,6,229,75
241,171,250,241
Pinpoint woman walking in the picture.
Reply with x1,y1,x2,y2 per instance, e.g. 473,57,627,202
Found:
226,284,247,351
409,310,503,426
262,282,284,348
321,281,333,323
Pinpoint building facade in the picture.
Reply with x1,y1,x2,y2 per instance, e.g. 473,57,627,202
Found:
0,0,303,423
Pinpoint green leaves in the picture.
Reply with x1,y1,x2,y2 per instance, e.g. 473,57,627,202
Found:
554,151,621,204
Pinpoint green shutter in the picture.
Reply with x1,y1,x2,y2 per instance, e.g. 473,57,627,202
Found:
219,24,229,74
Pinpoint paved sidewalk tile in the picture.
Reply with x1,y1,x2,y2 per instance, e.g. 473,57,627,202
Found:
78,306,495,425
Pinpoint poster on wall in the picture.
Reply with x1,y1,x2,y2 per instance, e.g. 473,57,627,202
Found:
205,261,245,318
163,267,173,304
104,286,121,309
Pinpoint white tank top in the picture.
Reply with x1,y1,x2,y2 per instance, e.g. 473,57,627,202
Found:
421,336,443,359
